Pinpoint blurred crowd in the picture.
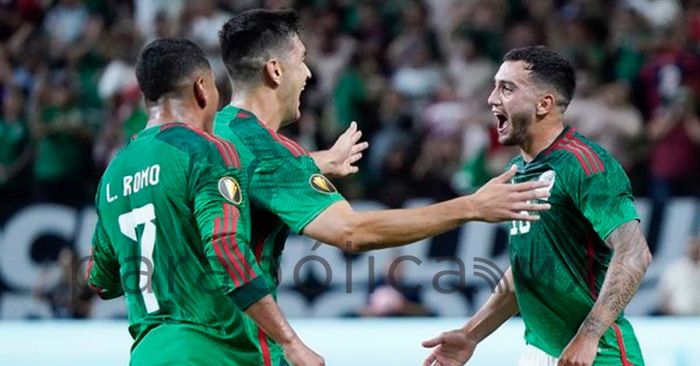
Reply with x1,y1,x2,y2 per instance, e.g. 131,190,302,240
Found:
2,0,700,217
1,0,700,318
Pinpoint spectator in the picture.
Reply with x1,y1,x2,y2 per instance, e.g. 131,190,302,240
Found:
567,82,644,170
33,247,94,319
306,7,356,99
93,19,143,168
359,258,432,317
658,236,700,315
0,84,32,217
647,87,700,202
624,0,681,30
30,70,93,206
391,40,444,104
446,34,495,101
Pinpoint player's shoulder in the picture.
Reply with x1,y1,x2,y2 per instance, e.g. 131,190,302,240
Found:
156,123,241,169
215,106,308,160
543,126,618,178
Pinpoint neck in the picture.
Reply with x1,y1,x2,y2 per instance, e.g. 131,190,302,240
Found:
231,87,284,131
145,98,205,131
520,119,565,162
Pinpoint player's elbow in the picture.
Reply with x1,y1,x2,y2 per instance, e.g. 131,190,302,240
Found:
334,223,363,253
640,246,652,270
622,244,652,273
335,216,375,253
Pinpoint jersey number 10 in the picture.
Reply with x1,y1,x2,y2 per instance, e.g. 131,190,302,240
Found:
118,204,160,313
510,217,531,235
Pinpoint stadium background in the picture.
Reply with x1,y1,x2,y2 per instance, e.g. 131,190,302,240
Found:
0,0,699,364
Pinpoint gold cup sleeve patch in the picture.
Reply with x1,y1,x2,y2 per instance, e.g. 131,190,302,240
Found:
218,177,242,205
309,174,337,194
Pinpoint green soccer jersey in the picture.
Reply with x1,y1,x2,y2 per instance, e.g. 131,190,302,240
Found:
508,126,644,365
87,123,273,365
214,106,346,364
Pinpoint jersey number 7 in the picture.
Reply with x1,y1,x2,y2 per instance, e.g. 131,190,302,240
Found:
118,203,160,313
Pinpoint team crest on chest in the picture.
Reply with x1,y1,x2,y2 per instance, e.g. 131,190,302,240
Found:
218,177,242,205
536,170,556,199
310,174,337,194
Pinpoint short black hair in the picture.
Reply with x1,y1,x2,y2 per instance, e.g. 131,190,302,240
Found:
503,46,576,108
135,38,211,101
219,9,299,86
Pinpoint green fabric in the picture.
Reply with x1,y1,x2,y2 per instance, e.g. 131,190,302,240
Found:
214,105,345,366
88,123,273,365
507,126,644,365
130,323,268,366
33,106,87,181
0,118,27,165
229,276,271,310
123,108,147,139
454,147,489,193
334,68,366,130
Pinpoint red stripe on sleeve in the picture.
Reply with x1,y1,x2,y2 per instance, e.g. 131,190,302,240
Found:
565,129,605,173
212,217,241,287
255,120,302,157
189,128,235,166
225,204,257,281
221,207,248,282
556,143,592,176
570,137,605,173
213,135,241,168
275,134,302,157
280,135,308,156
563,138,599,174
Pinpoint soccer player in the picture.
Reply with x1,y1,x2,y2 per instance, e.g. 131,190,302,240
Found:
215,10,551,366
422,46,652,366
86,38,322,366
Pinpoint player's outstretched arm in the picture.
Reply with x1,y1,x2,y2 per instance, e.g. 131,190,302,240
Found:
310,121,369,178
558,220,652,366
422,268,518,366
245,295,325,366
303,166,551,252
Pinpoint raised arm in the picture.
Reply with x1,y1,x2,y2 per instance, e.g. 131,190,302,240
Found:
422,267,518,366
303,167,551,252
310,122,369,178
558,220,652,366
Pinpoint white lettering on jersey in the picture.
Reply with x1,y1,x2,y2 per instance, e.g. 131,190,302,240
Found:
122,164,161,197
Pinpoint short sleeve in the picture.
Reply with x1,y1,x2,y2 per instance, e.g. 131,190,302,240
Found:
563,154,639,240
250,154,345,234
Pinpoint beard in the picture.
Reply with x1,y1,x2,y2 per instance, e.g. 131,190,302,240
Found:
499,111,532,146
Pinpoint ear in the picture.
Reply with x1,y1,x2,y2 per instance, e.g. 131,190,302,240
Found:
193,77,208,109
264,59,283,87
536,93,557,116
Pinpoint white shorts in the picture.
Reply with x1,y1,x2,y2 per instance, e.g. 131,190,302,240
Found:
517,345,559,366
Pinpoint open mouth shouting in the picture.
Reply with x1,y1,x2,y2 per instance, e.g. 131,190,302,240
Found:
494,110,509,134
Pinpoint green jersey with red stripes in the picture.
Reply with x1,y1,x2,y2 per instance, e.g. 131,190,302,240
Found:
507,126,644,365
87,123,274,365
214,105,345,365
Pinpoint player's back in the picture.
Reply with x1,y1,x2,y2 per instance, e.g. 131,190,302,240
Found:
89,123,264,364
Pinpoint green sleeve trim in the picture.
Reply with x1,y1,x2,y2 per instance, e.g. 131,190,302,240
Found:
601,217,640,241
290,193,345,234
228,276,271,310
